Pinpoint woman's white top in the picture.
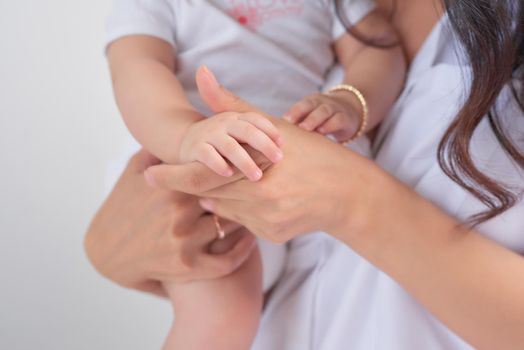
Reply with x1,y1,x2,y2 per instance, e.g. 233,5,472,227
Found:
252,17,524,350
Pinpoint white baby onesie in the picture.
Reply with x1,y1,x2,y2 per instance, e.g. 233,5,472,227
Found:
106,0,375,291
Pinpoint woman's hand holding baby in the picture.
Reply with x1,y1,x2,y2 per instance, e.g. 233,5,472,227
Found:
284,92,362,142
178,111,284,181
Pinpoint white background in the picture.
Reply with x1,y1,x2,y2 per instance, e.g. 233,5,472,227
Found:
0,1,171,349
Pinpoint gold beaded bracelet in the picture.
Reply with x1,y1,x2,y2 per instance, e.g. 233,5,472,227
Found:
325,84,369,145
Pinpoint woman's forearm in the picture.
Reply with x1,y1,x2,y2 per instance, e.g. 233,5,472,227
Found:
108,36,203,163
334,167,524,350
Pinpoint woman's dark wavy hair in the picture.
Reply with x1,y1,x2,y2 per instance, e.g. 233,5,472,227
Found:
336,0,524,224
439,0,524,224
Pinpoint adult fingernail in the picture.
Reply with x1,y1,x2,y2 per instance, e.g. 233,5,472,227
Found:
144,170,157,187
200,65,219,88
199,199,215,211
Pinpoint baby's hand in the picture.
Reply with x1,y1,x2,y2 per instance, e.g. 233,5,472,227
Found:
179,112,283,181
283,93,360,142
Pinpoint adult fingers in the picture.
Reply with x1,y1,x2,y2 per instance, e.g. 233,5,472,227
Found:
199,198,246,226
207,228,244,255
227,120,283,163
145,161,241,195
192,214,243,245
144,147,272,194
197,230,257,278
126,149,161,173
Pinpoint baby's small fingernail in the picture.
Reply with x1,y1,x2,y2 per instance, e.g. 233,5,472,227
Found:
283,114,292,122
251,169,263,181
299,123,311,131
224,168,234,177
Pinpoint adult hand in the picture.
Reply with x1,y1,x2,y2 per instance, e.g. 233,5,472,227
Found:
145,67,378,243
84,149,257,296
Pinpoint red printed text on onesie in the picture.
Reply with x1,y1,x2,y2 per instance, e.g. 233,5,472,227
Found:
227,0,305,29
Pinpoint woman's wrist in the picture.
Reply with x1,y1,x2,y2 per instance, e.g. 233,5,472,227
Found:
322,150,384,244
329,156,460,274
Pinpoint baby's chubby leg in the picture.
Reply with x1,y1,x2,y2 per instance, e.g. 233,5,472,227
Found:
162,228,263,350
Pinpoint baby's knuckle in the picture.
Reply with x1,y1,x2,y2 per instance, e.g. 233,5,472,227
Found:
245,112,262,121
222,139,237,153
319,104,333,115
303,98,318,109
195,144,210,159
241,124,257,138
334,113,347,123
217,112,233,121
305,93,319,101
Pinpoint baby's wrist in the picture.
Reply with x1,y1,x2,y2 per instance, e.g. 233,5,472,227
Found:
164,113,205,163
329,91,361,120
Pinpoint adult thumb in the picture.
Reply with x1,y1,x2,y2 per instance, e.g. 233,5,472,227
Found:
196,65,259,115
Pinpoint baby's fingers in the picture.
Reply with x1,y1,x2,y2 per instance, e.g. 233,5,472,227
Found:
318,113,356,141
299,105,334,131
194,143,234,177
238,113,283,146
228,121,283,163
210,136,263,181
283,99,317,124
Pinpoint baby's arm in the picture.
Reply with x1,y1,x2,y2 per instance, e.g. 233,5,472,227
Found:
108,37,283,180
108,36,202,163
285,10,406,141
